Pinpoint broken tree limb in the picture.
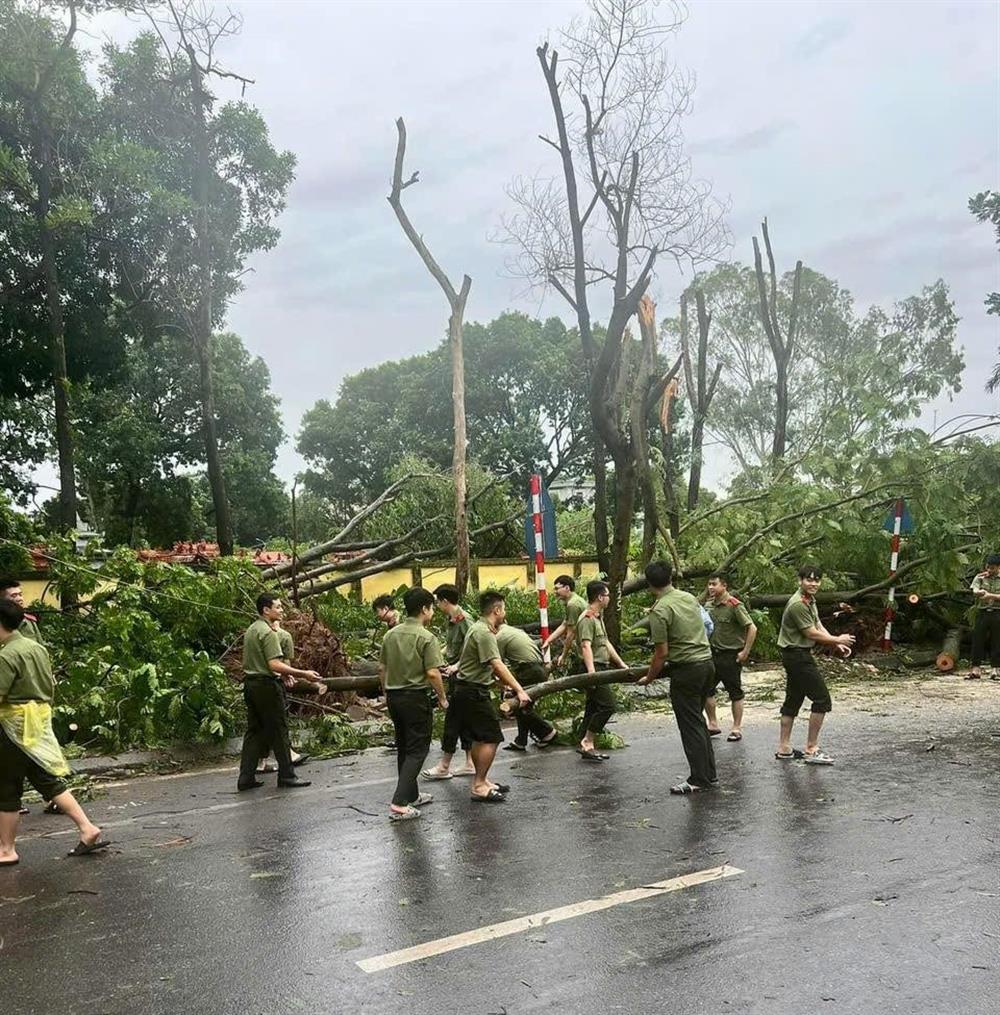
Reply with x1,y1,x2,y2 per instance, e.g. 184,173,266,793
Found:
499,666,650,714
936,628,962,672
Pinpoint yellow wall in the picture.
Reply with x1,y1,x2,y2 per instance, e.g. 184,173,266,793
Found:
420,564,457,587
18,578,60,607
359,568,413,601
478,564,531,589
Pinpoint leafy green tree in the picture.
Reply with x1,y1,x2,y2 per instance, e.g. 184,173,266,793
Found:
298,312,590,516
969,190,1000,390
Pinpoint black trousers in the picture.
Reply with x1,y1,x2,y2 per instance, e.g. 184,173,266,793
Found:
387,689,433,806
440,674,472,754
512,662,555,745
0,725,67,813
710,649,745,702
971,611,1000,667
582,663,616,735
780,648,832,716
239,677,294,783
669,659,717,787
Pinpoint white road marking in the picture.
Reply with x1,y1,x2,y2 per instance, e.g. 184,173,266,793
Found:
356,864,744,973
17,756,520,842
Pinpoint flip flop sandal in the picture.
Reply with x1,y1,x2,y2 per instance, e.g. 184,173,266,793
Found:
965,674,982,680
0,858,19,867
726,731,743,742
408,793,434,806
535,734,558,749
708,729,723,737
491,783,510,794
451,767,477,777
44,801,61,814
389,806,421,822
775,749,805,760
669,781,703,795
18,807,29,815
577,748,609,761
471,789,506,803
502,742,527,752
421,769,454,780
68,839,111,857
803,751,835,765
292,754,311,766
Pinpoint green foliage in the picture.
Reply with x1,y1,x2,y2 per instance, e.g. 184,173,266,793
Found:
298,712,387,757
969,189,1000,390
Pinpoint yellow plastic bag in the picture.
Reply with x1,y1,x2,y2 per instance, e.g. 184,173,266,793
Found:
0,701,71,777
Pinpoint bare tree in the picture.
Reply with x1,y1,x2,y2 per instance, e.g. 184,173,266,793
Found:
679,289,721,511
752,218,802,465
387,118,472,593
501,0,727,637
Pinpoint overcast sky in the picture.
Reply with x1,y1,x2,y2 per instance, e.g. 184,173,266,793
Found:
80,0,1000,493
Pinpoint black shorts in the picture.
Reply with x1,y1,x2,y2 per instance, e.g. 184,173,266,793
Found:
710,649,745,702
0,725,67,813
780,647,832,716
451,682,504,745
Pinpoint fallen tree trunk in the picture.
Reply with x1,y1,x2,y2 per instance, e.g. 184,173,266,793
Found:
499,666,650,714
936,628,962,672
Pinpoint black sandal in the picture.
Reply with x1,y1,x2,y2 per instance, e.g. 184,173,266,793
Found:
471,789,506,803
502,742,527,752
577,748,609,761
68,839,111,857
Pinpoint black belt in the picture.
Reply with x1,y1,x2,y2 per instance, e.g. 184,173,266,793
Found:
780,646,813,652
453,679,491,689
386,686,430,695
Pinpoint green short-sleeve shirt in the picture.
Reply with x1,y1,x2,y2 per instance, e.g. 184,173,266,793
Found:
496,625,541,666
379,617,444,690
458,620,501,685
19,616,43,644
564,594,587,630
971,573,1000,612
444,610,474,664
777,590,819,649
0,631,57,704
243,618,283,677
648,587,712,664
707,597,753,651
577,611,611,664
276,627,294,660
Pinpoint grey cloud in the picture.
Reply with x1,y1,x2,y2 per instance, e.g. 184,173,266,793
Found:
689,121,795,157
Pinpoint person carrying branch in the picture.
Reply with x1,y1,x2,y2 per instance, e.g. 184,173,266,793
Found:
541,575,587,668
0,599,109,865
379,587,448,822
703,572,757,742
453,591,531,803
637,560,718,795
575,580,627,762
496,623,557,753
774,564,855,765
421,584,475,780
256,615,314,775
968,554,1000,680
237,594,320,792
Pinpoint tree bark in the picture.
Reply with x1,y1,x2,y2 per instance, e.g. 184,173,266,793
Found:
187,52,233,556
681,290,721,512
499,665,649,713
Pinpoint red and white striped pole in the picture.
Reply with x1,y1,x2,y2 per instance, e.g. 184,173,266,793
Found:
530,473,550,653
881,498,904,651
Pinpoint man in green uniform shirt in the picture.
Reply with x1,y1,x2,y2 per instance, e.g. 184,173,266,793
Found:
968,554,1000,680
0,579,44,644
379,588,448,822
0,599,108,865
256,616,312,774
541,575,587,668
496,623,556,752
703,572,757,742
775,564,855,765
454,591,531,803
421,584,476,779
237,594,321,792
576,580,628,762
637,560,717,795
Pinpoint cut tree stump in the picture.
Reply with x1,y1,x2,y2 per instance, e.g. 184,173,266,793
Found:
936,628,962,672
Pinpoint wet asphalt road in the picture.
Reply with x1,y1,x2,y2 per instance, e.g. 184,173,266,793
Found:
3,707,999,1015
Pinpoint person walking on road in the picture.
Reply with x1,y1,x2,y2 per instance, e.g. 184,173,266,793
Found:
541,576,587,668
421,584,476,780
703,572,757,742
379,588,448,822
454,591,531,803
0,599,109,866
576,580,627,762
775,565,855,765
968,554,1000,680
496,623,557,753
237,595,320,792
637,560,717,795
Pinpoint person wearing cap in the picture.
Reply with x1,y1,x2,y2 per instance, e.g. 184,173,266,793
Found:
379,587,448,822
541,575,587,668
968,554,1000,680
774,564,855,765
421,584,476,779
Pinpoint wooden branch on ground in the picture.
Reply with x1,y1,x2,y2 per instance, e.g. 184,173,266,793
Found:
499,666,650,713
